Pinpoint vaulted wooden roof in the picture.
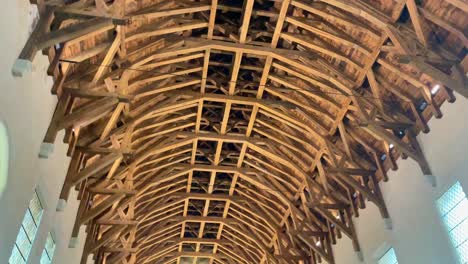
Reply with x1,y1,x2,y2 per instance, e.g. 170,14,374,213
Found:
14,0,468,263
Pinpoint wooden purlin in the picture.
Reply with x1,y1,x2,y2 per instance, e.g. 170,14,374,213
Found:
16,0,467,263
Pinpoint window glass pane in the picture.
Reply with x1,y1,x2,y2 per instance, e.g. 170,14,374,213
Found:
9,245,26,264
457,240,468,263
449,217,468,247
378,248,398,264
40,252,51,264
9,190,44,264
442,199,468,230
41,232,56,264
22,210,37,240
29,192,43,223
45,233,55,255
16,227,32,257
437,182,466,216
437,182,468,263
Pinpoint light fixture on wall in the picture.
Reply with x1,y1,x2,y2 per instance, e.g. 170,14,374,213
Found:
380,153,387,161
431,84,440,95
316,241,321,246
397,130,405,137
389,144,394,150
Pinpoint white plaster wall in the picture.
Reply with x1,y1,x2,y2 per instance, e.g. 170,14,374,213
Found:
0,1,88,263
332,95,468,264
1,2,467,264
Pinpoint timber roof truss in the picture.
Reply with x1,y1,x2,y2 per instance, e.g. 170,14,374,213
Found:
14,0,468,263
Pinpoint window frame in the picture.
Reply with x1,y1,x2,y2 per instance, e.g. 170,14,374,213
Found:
9,190,45,264
436,181,468,264
40,231,56,264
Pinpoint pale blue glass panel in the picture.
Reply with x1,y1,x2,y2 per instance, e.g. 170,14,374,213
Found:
21,210,37,241
442,199,468,230
45,233,56,257
16,227,32,258
437,182,466,216
449,217,468,247
378,248,398,264
8,245,26,264
40,232,56,264
9,190,44,264
437,182,468,264
456,239,468,264
40,252,50,264
29,192,43,223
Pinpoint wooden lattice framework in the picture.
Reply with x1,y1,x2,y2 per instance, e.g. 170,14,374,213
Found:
14,0,468,263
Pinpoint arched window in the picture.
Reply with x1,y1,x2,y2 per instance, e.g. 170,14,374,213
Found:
0,121,8,198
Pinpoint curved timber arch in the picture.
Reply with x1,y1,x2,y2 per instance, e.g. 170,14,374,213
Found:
14,0,468,263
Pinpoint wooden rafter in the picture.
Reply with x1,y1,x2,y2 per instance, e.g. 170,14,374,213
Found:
15,0,467,263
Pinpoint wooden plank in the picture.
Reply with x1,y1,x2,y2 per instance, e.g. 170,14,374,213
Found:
38,18,114,50
406,0,429,46
28,0,467,262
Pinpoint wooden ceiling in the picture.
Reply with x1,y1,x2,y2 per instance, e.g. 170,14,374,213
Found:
14,0,467,263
